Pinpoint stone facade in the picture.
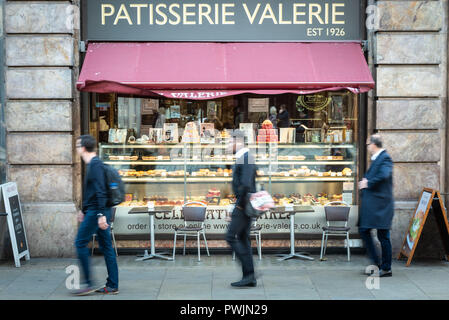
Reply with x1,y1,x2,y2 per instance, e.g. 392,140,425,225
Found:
370,0,448,257
0,1,448,258
2,0,80,258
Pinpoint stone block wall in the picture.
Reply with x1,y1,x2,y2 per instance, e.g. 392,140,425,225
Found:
3,0,81,257
370,0,448,256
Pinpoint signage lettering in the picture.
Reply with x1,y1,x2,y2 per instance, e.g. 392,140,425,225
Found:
99,2,347,26
85,0,361,41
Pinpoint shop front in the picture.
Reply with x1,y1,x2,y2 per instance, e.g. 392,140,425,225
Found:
78,0,374,250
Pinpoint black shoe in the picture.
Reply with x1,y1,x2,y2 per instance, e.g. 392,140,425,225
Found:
231,276,257,288
378,269,392,277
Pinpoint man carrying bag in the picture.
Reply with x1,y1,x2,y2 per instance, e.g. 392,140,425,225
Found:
226,130,257,288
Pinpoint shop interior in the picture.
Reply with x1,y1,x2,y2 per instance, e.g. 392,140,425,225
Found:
87,91,359,209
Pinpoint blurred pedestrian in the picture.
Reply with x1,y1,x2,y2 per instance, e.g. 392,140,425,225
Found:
277,104,290,128
358,134,394,277
226,130,257,287
154,107,166,128
269,106,277,128
73,135,119,295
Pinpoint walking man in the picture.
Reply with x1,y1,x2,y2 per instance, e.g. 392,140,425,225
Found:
358,134,394,277
73,135,119,295
226,130,257,287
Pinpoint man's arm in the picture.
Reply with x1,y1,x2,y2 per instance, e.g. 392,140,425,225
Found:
91,161,108,216
235,163,256,208
367,156,393,190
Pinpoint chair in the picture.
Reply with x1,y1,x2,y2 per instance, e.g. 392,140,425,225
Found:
92,207,118,257
320,201,351,261
172,202,210,262
232,218,262,261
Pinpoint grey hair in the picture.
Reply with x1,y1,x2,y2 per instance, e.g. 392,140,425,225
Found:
270,106,277,115
370,134,383,148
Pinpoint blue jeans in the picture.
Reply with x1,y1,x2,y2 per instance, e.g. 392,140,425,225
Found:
359,228,392,271
75,208,119,289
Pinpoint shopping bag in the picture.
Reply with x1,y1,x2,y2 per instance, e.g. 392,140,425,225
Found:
245,191,275,218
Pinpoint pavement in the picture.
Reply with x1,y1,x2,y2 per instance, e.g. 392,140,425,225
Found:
0,251,448,301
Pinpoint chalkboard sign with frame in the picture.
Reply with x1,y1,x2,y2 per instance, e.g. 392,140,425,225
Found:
398,188,449,266
1,182,30,267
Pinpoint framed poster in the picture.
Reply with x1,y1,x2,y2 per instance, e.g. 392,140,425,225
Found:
163,123,179,143
1,182,30,267
200,123,215,144
170,105,181,119
149,128,163,144
248,98,269,113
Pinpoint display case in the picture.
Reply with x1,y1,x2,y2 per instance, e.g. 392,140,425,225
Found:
99,141,357,209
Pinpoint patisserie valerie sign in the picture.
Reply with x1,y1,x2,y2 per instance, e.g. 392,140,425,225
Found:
83,0,362,41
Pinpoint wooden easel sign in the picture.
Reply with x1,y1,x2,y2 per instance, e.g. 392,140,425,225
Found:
1,182,30,267
398,188,449,266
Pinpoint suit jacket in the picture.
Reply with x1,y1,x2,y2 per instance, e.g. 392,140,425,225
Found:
359,150,394,229
232,151,257,209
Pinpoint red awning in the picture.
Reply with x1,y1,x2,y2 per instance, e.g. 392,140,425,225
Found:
77,42,374,99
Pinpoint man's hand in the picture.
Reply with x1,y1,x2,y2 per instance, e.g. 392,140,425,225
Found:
358,178,368,190
77,210,84,223
98,216,109,230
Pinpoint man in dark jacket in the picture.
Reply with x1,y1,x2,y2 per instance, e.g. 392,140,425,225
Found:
358,134,394,277
277,104,290,128
73,135,119,295
226,130,257,287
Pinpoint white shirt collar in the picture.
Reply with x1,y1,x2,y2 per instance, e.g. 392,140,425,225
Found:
371,149,385,161
235,148,249,159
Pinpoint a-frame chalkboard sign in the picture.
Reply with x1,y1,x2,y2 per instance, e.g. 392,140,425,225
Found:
398,188,449,266
0,182,30,267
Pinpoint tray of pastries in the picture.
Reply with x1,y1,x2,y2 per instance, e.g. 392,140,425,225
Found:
278,155,306,161
269,193,346,206
314,155,344,161
109,155,138,161
142,155,170,161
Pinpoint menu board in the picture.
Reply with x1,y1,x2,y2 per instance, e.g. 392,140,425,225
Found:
1,182,30,267
399,188,449,266
401,190,433,258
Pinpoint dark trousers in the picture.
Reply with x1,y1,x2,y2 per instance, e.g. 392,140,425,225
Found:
359,228,392,271
226,206,254,278
75,208,119,289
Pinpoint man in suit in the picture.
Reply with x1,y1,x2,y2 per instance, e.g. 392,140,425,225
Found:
358,134,394,277
226,130,257,287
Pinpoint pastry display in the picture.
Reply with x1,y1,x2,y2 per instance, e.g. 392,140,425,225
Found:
278,155,306,161
257,120,278,143
206,188,220,197
109,155,138,161
315,155,344,161
142,155,170,161
270,192,346,206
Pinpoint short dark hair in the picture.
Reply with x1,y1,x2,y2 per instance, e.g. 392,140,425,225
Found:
77,135,97,153
370,134,383,148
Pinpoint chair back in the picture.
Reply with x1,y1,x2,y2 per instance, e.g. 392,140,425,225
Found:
324,201,350,223
182,202,207,222
110,207,117,223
